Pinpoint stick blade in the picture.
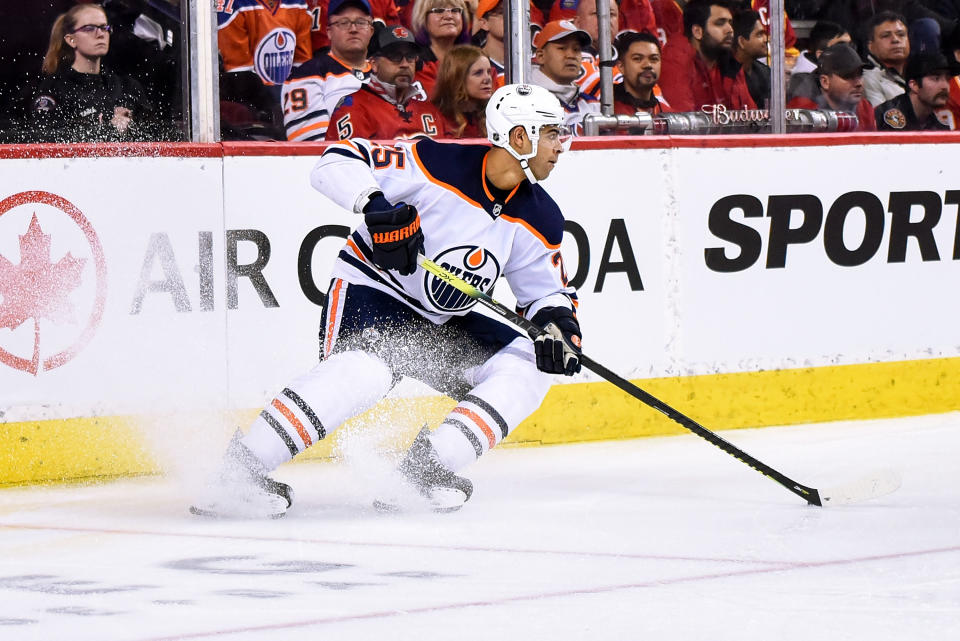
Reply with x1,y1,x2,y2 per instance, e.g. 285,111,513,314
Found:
817,469,902,506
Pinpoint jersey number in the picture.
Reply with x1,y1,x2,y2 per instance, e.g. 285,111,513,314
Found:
552,251,570,287
215,0,235,13
283,88,308,114
336,114,353,140
371,145,405,169
309,7,322,31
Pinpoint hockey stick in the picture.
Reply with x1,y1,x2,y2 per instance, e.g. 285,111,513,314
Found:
418,255,900,507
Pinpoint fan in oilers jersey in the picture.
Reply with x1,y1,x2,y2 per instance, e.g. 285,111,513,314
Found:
191,84,582,518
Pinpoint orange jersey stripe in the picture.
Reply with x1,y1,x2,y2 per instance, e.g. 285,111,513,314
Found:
272,398,312,447
498,213,561,250
453,406,496,449
288,120,329,140
325,278,344,356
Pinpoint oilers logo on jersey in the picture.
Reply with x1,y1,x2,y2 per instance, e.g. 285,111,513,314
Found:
255,28,297,85
427,246,501,312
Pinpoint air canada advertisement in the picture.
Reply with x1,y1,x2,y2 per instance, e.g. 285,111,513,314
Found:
1,142,958,422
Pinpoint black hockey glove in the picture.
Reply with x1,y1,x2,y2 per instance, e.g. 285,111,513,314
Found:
364,196,424,276
531,306,582,376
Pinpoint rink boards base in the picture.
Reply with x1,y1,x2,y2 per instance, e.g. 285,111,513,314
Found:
2,356,957,486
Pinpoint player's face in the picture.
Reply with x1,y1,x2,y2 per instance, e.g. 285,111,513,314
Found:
696,6,734,54
739,20,768,60
425,2,464,41
527,125,570,181
821,71,864,111
869,20,909,64
372,46,419,88
913,73,951,109
619,41,661,94
328,7,374,58
465,56,493,102
66,7,110,60
574,0,618,45
535,37,583,84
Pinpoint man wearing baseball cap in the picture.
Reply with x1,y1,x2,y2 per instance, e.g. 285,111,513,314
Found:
875,52,952,131
282,0,376,141
326,24,446,140
531,20,601,128
786,43,876,132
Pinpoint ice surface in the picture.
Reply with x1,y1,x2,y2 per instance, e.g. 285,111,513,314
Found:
1,413,958,640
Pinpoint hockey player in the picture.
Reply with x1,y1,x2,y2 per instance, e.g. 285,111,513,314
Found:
192,83,582,518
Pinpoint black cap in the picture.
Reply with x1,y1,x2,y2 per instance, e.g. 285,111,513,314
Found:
905,52,952,81
818,43,869,76
368,24,422,57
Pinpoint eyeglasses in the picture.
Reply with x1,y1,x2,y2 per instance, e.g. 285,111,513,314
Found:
328,18,374,29
381,51,419,63
427,7,463,16
73,24,112,35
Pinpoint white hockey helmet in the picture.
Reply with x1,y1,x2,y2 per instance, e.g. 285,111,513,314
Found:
486,83,571,183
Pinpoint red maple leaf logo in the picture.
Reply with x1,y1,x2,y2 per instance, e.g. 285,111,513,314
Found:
0,214,86,374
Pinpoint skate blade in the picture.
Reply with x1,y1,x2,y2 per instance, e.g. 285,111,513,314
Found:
189,488,290,520
373,487,467,514
189,504,287,519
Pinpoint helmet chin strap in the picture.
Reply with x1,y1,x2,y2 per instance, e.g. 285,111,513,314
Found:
507,126,541,184
519,159,539,184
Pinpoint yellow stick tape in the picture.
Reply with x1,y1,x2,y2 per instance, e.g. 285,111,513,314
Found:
2,357,958,485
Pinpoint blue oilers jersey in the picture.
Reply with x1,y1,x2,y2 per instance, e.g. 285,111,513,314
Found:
311,138,578,324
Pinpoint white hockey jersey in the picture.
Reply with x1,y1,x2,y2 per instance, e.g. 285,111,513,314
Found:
282,53,371,141
311,137,578,324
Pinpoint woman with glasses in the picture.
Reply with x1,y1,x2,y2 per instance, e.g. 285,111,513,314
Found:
31,3,157,142
432,45,494,138
409,0,472,93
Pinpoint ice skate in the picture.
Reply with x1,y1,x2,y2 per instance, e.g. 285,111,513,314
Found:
190,431,294,519
375,427,474,513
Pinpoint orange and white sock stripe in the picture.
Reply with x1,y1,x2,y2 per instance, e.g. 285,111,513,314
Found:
443,394,510,457
258,387,327,457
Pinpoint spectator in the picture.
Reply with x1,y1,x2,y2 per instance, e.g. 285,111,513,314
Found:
282,0,376,141
432,45,493,137
875,51,952,129
29,3,159,142
474,0,506,83
304,0,399,53
531,20,602,128
573,0,622,98
820,1,955,46
326,24,445,140
791,21,851,75
933,23,960,128
863,11,910,106
748,0,799,54
614,31,673,116
410,0,473,93
733,9,771,108
786,43,877,131
659,0,757,111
